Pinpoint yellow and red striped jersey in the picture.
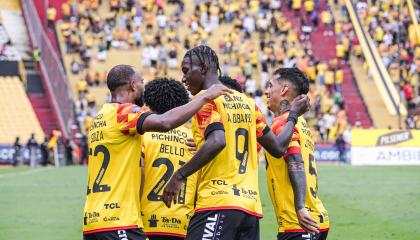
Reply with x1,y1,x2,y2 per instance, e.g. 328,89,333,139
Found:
191,90,269,217
83,103,150,234
265,112,329,233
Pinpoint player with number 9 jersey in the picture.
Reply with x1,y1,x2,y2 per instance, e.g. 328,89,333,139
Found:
265,113,330,233
141,126,197,239
191,90,269,217
83,102,151,234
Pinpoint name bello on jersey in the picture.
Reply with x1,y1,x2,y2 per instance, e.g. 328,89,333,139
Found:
222,95,252,124
89,114,106,144
150,129,188,157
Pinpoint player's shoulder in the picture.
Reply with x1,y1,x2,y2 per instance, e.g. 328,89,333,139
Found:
116,102,143,114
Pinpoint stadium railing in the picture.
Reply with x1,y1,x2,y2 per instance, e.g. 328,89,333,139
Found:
20,0,73,139
345,0,407,116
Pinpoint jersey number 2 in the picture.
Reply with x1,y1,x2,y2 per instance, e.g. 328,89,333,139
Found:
87,145,111,195
147,158,188,204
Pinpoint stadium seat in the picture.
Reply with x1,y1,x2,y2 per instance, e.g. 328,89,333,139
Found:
0,77,44,144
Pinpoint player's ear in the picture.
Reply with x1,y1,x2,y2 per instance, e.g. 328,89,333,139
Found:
200,64,208,75
129,79,137,91
281,84,289,96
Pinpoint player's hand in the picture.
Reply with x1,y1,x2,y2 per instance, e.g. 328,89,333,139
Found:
290,95,310,116
296,208,320,235
162,170,185,208
185,138,197,152
202,84,233,101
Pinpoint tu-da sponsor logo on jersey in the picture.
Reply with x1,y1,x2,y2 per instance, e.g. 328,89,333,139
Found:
148,214,183,229
83,211,100,225
232,184,257,200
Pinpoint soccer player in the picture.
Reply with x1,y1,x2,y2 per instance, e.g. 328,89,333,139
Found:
265,68,329,240
141,78,197,240
162,46,310,240
82,65,231,240
219,75,243,93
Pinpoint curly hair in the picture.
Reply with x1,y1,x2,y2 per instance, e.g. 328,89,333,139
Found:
273,67,309,95
144,78,190,114
219,75,243,93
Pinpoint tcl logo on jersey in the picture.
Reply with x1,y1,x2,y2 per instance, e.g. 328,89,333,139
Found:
211,179,228,185
202,213,219,240
104,203,121,209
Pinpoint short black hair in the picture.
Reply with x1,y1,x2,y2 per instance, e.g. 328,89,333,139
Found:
219,75,243,92
273,67,309,95
144,78,190,114
107,65,136,92
184,45,221,75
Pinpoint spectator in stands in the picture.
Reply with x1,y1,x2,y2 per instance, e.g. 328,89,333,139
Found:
13,137,22,167
47,6,57,29
27,133,38,167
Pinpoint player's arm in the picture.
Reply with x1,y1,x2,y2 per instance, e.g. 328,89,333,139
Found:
162,130,226,207
286,153,319,234
139,84,232,133
258,95,310,158
139,153,145,199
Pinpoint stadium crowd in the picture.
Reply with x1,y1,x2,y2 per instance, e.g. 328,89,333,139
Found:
55,0,364,144
355,0,420,118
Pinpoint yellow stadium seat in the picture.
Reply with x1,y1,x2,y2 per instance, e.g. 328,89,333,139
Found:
0,77,45,144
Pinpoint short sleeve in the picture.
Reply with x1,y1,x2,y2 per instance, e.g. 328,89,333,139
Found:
194,101,224,139
116,103,152,135
271,114,301,158
283,129,301,158
255,105,270,138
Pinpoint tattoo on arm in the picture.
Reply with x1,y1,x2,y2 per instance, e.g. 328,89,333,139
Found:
286,154,306,211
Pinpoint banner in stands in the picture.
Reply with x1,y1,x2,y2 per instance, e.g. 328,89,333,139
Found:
0,145,41,164
315,145,350,163
352,129,420,147
352,147,420,165
351,130,420,165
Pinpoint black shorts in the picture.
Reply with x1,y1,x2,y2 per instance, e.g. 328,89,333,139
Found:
83,228,147,240
148,235,183,240
186,209,259,240
277,231,328,240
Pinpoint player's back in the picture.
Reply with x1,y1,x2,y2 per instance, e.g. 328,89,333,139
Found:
141,125,196,238
266,114,329,232
83,103,145,233
192,90,267,217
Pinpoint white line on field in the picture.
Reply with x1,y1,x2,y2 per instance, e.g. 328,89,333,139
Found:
0,168,52,179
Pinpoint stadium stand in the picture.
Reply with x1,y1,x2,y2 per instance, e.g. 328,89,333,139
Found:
0,76,44,143
50,0,375,144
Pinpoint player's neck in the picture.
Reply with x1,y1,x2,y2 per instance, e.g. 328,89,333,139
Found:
111,92,133,104
202,74,220,90
277,99,291,117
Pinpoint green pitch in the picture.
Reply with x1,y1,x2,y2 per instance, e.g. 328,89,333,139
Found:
0,165,419,240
